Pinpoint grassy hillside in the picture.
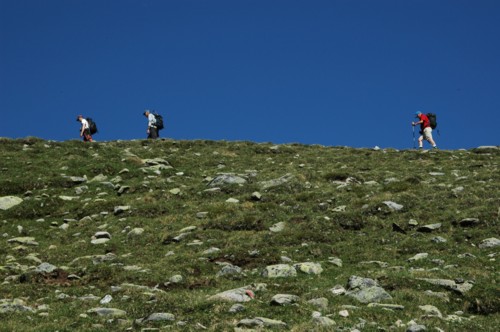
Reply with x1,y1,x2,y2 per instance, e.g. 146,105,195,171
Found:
0,137,498,331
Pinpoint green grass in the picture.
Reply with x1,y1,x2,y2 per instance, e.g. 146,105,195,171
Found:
0,138,499,331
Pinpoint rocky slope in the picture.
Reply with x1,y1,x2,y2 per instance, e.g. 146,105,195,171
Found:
0,138,499,331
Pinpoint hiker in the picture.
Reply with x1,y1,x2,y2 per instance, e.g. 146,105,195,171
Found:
76,115,93,142
412,111,437,149
143,110,159,139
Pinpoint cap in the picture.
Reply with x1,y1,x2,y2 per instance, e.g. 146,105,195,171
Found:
143,109,150,115
415,111,422,117
76,115,82,121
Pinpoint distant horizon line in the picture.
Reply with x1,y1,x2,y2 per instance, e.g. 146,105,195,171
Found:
0,136,498,151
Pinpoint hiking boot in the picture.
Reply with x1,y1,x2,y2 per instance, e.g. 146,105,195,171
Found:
433,146,438,150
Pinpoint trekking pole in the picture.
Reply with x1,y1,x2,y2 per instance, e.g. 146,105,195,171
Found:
412,125,416,149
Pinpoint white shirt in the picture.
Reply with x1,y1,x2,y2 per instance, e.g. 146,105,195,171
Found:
81,118,89,129
148,113,156,127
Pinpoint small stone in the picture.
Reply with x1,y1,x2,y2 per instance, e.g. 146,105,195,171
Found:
100,295,113,304
383,201,404,211
35,262,58,273
169,188,181,195
196,212,208,219
307,298,329,310
127,228,144,237
169,275,183,283
0,196,23,210
419,304,442,318
330,285,346,296
408,253,429,262
226,198,239,203
114,206,130,215
229,304,245,313
294,262,323,275
270,294,299,306
408,219,419,226
478,237,500,249
251,192,262,200
269,222,285,233
262,264,297,278
338,310,349,317
417,223,442,232
87,307,126,317
431,236,447,243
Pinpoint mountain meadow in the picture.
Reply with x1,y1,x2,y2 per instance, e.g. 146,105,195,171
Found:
0,138,498,331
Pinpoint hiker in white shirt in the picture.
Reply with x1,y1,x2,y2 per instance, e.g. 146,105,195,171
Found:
143,110,158,139
76,115,92,142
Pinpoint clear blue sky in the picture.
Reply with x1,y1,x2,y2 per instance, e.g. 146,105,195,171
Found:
1,0,499,149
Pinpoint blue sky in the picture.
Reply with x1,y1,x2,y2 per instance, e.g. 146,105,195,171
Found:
1,0,499,149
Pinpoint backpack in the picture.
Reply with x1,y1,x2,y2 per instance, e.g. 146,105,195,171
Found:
153,113,164,130
86,118,98,135
426,113,437,129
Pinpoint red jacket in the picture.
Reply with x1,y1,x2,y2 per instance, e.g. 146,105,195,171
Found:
418,113,431,130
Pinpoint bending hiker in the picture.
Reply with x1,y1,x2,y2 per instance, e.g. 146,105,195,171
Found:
76,115,93,142
143,110,158,139
412,111,437,149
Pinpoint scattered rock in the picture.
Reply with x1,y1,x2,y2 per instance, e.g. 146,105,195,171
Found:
419,304,442,318
87,307,127,317
457,218,482,227
216,264,242,278
417,278,474,294
237,317,287,328
114,206,130,215
478,237,500,249
208,174,247,187
139,312,175,324
270,294,299,306
251,192,262,200
269,222,285,233
383,201,404,211
7,237,39,246
307,297,328,310
408,253,428,262
127,228,144,237
345,276,392,303
208,284,266,302
0,196,23,210
262,264,297,278
35,262,58,273
417,223,442,232
229,304,245,313
294,262,323,275
259,173,295,190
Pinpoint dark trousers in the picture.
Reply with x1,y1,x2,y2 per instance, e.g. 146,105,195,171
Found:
83,129,93,142
148,127,159,139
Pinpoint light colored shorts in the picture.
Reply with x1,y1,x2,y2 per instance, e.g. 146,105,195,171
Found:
423,127,433,141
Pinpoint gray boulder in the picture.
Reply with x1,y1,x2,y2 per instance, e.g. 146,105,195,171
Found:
0,196,23,210
478,237,500,249
345,276,392,303
262,264,297,278
208,174,247,187
270,294,300,306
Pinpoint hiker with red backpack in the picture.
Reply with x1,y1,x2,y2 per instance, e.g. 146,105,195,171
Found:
76,115,93,142
412,111,437,149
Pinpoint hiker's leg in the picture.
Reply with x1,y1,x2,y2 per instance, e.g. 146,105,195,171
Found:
424,128,436,147
151,128,158,139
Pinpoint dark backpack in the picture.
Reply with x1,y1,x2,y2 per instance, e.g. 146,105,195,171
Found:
87,118,98,135
153,113,164,130
426,113,437,129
